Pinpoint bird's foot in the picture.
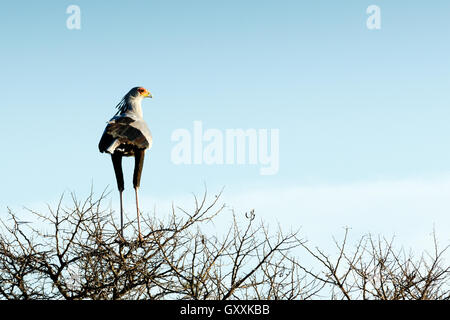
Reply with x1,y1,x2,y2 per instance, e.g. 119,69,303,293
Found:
115,233,127,245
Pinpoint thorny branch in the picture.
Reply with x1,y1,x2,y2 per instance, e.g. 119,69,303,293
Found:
0,189,449,300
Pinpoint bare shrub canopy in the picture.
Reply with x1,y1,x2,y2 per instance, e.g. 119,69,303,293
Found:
0,189,449,300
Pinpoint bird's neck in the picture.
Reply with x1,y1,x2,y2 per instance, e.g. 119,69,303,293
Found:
125,96,144,118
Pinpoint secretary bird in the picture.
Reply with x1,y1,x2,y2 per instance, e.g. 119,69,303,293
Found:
98,87,152,241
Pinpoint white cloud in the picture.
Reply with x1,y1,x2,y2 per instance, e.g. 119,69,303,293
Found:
138,175,450,256
10,175,450,260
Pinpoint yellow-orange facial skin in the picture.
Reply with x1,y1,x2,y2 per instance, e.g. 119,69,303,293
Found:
138,87,152,98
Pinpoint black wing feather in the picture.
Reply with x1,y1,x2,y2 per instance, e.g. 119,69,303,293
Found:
98,117,150,153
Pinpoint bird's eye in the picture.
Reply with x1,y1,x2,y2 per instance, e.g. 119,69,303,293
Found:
138,88,145,94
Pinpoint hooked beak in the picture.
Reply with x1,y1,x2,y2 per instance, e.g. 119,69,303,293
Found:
145,91,153,98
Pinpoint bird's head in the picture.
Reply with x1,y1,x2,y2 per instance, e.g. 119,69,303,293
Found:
115,87,153,116
129,87,153,99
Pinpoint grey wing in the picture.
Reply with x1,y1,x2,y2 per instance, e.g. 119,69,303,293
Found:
130,118,153,149
99,116,152,152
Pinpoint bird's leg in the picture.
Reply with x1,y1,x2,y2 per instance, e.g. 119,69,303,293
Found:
119,190,124,239
112,153,125,241
133,149,145,242
135,187,143,242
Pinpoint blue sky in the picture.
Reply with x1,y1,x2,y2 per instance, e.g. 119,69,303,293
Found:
1,1,450,250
